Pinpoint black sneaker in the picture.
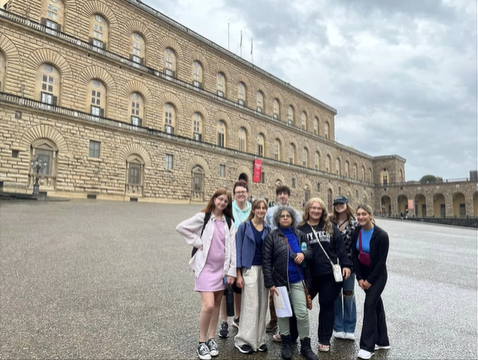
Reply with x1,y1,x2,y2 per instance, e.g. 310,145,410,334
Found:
235,343,253,354
206,338,219,357
197,342,211,360
218,322,228,338
233,317,240,328
258,344,268,352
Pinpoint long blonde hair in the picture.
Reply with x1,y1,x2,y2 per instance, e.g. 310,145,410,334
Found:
300,197,333,236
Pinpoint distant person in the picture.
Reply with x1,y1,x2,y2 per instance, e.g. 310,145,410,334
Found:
400,212,403,221
330,196,359,341
234,199,271,354
352,205,390,360
263,206,318,360
218,180,251,338
176,189,236,360
298,198,351,353
264,186,302,339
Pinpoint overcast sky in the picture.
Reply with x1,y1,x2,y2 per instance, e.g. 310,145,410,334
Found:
144,0,477,181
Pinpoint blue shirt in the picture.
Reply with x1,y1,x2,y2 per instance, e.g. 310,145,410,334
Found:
281,226,303,284
357,227,374,254
251,224,264,265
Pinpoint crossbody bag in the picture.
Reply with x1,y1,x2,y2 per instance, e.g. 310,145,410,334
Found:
309,224,343,282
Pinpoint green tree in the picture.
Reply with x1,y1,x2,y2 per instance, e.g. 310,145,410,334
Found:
420,175,443,184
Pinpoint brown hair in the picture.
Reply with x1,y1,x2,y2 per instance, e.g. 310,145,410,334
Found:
233,180,248,194
300,197,333,235
202,188,234,221
356,204,376,225
246,198,268,222
330,203,355,224
275,185,291,196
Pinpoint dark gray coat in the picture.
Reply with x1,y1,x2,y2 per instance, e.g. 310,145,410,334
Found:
263,227,313,291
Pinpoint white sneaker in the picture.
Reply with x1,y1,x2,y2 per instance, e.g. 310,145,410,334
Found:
375,344,391,351
272,331,282,342
333,331,345,339
357,349,374,359
344,332,355,340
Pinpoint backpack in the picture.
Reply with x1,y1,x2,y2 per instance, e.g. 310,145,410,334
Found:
191,212,233,258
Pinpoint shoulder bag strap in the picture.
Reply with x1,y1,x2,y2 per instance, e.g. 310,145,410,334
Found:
309,223,337,267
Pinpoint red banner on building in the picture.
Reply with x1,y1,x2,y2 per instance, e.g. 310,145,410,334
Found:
408,199,414,212
253,159,262,183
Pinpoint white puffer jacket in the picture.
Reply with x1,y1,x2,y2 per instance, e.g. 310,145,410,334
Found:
176,212,236,279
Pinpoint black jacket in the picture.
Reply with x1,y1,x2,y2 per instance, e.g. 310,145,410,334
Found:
298,222,352,276
351,225,389,284
263,227,313,291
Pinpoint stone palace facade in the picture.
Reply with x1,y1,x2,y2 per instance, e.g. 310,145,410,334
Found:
0,0,476,217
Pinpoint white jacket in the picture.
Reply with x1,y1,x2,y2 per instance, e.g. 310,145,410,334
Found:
176,212,236,279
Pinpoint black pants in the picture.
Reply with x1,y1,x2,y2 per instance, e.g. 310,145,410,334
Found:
309,273,343,345
360,270,389,352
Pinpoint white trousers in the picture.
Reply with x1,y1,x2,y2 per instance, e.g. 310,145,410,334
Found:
234,265,268,351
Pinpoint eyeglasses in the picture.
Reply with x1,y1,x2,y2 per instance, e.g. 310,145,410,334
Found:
310,207,322,211
235,191,247,195
280,214,291,218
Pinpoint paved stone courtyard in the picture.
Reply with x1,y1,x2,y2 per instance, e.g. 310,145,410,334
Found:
0,200,476,359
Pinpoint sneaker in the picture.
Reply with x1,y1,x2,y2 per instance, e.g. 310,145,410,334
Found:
218,322,228,338
357,349,374,359
206,338,218,357
344,332,355,340
333,331,345,339
235,343,253,354
197,343,211,360
258,344,268,352
266,320,278,332
374,344,391,351
232,317,240,328
318,343,330,352
272,331,282,342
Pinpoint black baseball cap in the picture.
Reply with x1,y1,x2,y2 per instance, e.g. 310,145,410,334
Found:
333,196,349,206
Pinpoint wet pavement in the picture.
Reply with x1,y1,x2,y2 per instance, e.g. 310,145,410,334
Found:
0,200,476,360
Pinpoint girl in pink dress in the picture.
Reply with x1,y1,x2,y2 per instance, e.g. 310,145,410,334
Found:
176,188,236,360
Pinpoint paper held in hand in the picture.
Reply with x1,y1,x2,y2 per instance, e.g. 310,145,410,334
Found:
273,286,292,318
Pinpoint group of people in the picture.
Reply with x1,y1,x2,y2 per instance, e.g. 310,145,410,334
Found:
176,181,390,360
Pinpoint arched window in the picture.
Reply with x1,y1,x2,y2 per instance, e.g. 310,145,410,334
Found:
238,127,247,152
126,154,144,195
131,33,145,64
164,48,176,77
90,14,109,49
129,92,144,126
336,158,341,175
163,103,176,134
381,169,389,185
345,161,350,177
313,117,318,135
191,165,205,200
361,166,365,181
238,82,246,105
274,139,281,161
273,98,280,119
314,151,320,170
289,143,296,164
256,91,264,113
217,120,226,147
369,168,373,183
0,51,5,91
326,155,331,172
302,147,308,167
87,79,106,116
192,112,203,141
324,121,329,139
353,164,357,179
36,64,60,106
301,111,307,130
257,133,265,157
192,61,203,87
41,0,65,31
287,105,294,124
217,72,226,97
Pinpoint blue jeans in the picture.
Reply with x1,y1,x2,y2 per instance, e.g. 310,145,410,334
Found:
334,272,356,333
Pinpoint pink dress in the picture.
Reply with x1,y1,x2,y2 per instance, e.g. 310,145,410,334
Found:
195,220,226,292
